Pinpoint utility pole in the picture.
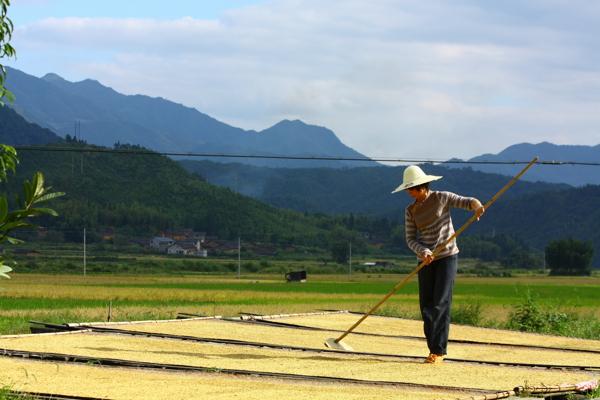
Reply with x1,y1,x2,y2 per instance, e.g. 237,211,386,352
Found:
237,237,241,279
543,253,546,275
78,121,83,173
83,228,87,276
349,242,352,278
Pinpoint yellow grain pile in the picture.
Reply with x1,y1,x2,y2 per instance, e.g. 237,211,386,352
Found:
0,358,446,400
1,317,596,398
107,314,600,367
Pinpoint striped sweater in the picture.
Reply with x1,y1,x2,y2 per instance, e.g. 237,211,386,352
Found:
405,191,476,261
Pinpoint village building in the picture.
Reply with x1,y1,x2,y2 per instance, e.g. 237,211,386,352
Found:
167,241,207,257
155,229,206,242
150,237,175,251
363,261,395,269
14,249,40,257
96,229,116,241
128,238,151,248
203,239,239,253
253,246,277,256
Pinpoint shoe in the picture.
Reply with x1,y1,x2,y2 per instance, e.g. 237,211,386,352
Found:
424,353,444,364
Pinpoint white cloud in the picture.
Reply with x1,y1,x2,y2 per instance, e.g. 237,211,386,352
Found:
6,0,600,160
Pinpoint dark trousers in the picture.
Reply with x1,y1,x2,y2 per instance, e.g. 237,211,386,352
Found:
417,254,458,355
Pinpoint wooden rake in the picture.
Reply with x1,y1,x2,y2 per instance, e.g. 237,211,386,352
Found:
324,157,539,351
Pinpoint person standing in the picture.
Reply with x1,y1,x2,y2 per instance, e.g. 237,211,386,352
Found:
392,165,485,364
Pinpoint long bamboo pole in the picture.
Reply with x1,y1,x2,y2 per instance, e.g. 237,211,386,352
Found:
455,384,580,400
326,157,539,349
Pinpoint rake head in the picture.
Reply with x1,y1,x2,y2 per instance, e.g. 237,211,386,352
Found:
324,337,354,351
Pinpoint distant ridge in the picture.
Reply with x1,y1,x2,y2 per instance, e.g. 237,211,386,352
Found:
0,104,63,145
4,67,374,168
5,67,598,183
445,142,600,186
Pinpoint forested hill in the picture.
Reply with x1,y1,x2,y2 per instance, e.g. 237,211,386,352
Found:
0,105,63,145
178,160,570,219
180,159,600,268
1,143,331,244
2,142,599,267
464,184,600,252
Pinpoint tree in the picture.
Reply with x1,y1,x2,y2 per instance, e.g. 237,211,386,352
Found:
0,0,65,281
0,147,65,278
330,240,350,264
500,250,542,270
1,0,16,106
328,226,366,263
545,238,595,276
459,236,502,262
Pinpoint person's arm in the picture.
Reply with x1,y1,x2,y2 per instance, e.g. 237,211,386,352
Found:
444,192,484,221
405,209,433,263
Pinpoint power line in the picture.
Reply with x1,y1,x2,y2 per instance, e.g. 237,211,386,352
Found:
13,145,600,166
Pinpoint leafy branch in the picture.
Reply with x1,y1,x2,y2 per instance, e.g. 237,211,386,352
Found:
1,170,65,245
1,0,16,105
0,145,65,280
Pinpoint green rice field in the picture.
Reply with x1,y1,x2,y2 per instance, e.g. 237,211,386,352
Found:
0,273,598,337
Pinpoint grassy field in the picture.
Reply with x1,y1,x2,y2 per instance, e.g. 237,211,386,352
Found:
1,272,598,337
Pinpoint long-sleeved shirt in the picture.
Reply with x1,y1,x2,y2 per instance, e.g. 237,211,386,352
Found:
405,191,476,261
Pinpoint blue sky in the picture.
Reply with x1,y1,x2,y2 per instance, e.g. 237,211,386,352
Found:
3,0,599,160
9,1,267,23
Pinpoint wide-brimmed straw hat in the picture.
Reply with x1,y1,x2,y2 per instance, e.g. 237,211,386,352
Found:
391,165,442,193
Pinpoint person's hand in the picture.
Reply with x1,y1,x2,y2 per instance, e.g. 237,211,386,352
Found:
422,253,434,265
474,205,485,221
471,199,485,221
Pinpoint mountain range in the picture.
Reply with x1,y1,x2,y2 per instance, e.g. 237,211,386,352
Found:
0,105,599,268
4,67,372,169
2,66,599,186
445,142,600,187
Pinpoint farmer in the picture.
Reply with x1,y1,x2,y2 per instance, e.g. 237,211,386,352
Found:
392,165,485,364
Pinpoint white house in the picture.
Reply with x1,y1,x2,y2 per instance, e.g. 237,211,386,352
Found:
182,238,203,251
167,241,207,257
364,262,376,267
150,237,175,251
167,242,190,255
